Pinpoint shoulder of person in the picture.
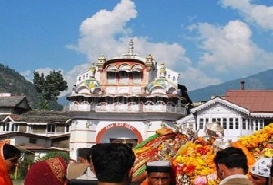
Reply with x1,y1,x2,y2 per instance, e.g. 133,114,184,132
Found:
67,163,88,180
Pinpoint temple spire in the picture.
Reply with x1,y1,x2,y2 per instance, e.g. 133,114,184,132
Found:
122,39,137,57
128,39,134,55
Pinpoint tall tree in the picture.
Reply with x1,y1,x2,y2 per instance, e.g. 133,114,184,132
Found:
33,70,68,110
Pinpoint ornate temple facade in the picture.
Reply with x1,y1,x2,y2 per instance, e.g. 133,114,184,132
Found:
64,40,189,159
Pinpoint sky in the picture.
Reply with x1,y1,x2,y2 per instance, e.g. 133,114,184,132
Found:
1,0,273,97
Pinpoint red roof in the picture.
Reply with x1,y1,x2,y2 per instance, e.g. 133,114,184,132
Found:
225,90,273,113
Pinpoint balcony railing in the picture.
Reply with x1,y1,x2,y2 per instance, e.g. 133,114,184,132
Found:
64,101,186,114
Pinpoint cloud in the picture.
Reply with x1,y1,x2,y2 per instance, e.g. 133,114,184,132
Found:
178,67,221,91
69,0,192,89
188,20,273,82
20,0,273,95
221,0,273,30
20,70,32,82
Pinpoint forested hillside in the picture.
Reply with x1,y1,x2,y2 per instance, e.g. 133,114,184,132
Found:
0,64,62,110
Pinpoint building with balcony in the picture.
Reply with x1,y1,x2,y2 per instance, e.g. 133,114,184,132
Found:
177,87,273,141
64,40,190,159
0,93,70,159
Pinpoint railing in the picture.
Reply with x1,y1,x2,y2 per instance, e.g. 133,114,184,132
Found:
64,101,187,114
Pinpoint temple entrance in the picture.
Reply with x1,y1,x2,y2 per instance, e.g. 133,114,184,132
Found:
110,138,138,148
96,123,143,144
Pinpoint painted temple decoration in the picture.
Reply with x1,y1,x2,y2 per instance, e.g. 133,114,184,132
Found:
65,39,190,159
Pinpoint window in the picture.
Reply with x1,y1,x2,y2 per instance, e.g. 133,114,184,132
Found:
107,72,116,84
107,72,116,78
259,122,263,130
229,118,234,129
255,120,259,131
29,138,37,144
106,97,114,104
173,76,176,81
47,124,56,133
235,118,239,129
2,123,9,132
119,71,129,84
11,124,19,132
132,72,141,82
223,118,227,129
65,125,70,132
199,118,204,129
212,118,216,123
242,118,247,129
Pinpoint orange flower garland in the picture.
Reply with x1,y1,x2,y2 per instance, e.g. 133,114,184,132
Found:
238,123,273,149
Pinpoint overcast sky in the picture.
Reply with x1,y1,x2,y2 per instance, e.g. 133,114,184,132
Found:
1,0,273,96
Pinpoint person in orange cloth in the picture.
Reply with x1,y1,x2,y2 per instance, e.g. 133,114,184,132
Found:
141,161,173,185
0,141,21,185
24,157,67,185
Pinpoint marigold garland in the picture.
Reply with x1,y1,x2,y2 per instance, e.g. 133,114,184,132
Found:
238,123,273,149
173,139,217,184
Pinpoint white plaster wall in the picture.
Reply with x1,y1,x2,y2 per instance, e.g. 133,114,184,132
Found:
70,119,96,160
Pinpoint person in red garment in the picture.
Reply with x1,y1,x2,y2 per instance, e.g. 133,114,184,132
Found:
0,141,21,185
24,157,67,185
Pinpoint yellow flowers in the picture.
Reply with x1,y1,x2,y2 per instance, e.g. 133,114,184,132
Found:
263,148,273,157
238,123,273,149
174,141,216,179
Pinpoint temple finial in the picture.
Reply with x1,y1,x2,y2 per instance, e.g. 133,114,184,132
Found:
122,39,137,57
128,39,134,55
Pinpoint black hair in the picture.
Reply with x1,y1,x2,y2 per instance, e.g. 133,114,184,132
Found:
77,148,92,162
214,147,248,174
91,143,136,183
3,144,21,160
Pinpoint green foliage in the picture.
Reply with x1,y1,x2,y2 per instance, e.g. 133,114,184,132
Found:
0,64,39,109
0,64,64,110
39,151,70,162
33,70,68,110
0,64,63,110
10,157,34,180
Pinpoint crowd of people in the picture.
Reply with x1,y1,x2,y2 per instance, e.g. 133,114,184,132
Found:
1,139,273,185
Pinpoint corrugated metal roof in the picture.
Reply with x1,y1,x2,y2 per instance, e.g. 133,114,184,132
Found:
0,96,25,107
225,90,273,113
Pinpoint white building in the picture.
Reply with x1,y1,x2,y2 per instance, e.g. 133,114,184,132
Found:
64,40,190,159
177,88,273,141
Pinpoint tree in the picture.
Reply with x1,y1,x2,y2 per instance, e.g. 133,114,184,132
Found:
39,151,70,162
33,70,68,110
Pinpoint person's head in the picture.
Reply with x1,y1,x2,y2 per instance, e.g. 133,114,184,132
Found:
214,147,248,180
77,148,92,166
3,144,21,174
146,161,172,185
91,143,136,184
24,157,67,185
250,157,272,185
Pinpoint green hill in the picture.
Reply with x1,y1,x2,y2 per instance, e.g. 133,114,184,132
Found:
0,64,62,110
189,68,273,102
